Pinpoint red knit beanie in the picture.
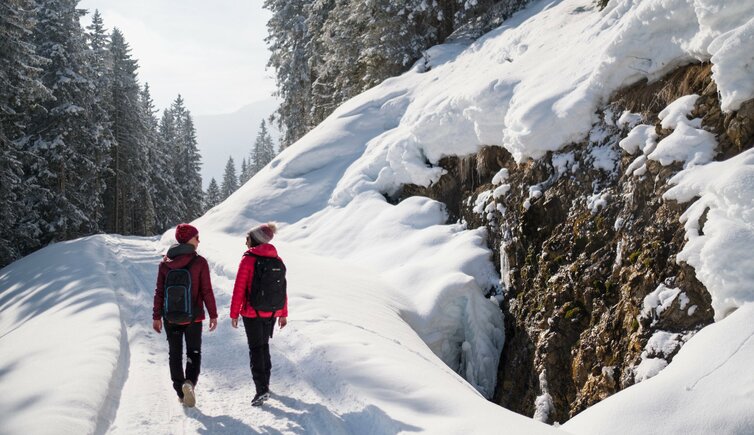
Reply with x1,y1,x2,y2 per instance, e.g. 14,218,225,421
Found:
175,223,199,244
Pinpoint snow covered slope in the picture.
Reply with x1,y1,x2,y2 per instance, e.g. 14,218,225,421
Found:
2,0,754,433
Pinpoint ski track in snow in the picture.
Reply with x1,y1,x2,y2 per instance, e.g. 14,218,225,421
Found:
685,329,754,392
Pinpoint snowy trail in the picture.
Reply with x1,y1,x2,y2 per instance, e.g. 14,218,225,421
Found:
0,234,561,434
102,236,361,434
91,234,563,434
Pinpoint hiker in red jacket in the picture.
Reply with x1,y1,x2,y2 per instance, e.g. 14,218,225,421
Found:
152,223,218,407
230,222,288,406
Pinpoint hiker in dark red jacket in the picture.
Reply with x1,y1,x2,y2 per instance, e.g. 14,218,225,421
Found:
230,222,288,406
152,223,218,407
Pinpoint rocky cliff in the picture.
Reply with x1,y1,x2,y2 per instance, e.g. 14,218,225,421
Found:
396,62,754,423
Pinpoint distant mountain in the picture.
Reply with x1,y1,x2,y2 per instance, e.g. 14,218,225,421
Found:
195,98,280,188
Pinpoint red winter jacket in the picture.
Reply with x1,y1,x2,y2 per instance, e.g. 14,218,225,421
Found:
153,245,218,322
230,244,288,319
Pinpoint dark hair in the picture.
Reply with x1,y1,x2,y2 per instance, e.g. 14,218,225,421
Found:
246,233,261,247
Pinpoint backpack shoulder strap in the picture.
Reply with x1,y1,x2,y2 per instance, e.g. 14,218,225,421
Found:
243,252,266,318
186,255,201,322
185,254,199,270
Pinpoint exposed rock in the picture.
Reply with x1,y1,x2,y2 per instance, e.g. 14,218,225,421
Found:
725,99,754,154
397,63,754,423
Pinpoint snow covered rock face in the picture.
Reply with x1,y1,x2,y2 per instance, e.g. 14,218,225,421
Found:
395,63,754,423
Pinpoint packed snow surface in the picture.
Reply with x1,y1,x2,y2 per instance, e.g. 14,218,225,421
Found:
3,0,754,433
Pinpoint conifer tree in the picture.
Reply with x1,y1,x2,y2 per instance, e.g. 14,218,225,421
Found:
175,99,204,221
141,83,170,234
106,28,152,235
84,8,114,229
86,10,112,109
0,0,50,265
157,107,186,228
264,0,314,148
220,156,238,200
183,114,203,211
170,96,188,197
86,10,109,65
204,177,221,211
239,157,250,184
250,119,276,175
27,0,111,243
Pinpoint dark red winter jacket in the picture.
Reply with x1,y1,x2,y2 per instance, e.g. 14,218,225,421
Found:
230,243,288,319
152,244,218,322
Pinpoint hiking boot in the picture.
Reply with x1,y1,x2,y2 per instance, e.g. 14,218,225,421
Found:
251,391,270,407
182,381,196,408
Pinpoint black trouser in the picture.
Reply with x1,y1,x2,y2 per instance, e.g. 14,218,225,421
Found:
166,321,202,398
242,316,275,395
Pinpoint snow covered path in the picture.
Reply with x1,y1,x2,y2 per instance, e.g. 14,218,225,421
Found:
0,234,564,434
104,235,423,434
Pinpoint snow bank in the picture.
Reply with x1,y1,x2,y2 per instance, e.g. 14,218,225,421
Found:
563,302,754,434
664,149,754,320
284,192,504,397
694,0,754,111
200,180,506,398
0,237,124,435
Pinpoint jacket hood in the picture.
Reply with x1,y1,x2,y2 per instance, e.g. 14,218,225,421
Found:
164,243,197,268
246,243,278,258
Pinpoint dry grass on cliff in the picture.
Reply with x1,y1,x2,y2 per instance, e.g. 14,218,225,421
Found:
612,63,714,117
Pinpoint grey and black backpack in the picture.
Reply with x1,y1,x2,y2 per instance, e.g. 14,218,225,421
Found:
163,256,198,323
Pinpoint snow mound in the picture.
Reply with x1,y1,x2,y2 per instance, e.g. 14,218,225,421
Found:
0,237,126,434
284,192,504,397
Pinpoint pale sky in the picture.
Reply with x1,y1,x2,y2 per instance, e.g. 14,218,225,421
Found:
78,0,276,116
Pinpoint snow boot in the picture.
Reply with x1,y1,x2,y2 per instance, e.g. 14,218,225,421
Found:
182,381,196,407
251,391,270,407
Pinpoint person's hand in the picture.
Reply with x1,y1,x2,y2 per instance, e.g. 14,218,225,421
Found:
231,317,239,329
278,317,287,329
209,317,218,332
153,319,162,334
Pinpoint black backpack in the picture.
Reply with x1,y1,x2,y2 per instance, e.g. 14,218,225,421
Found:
163,256,198,323
246,253,287,313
